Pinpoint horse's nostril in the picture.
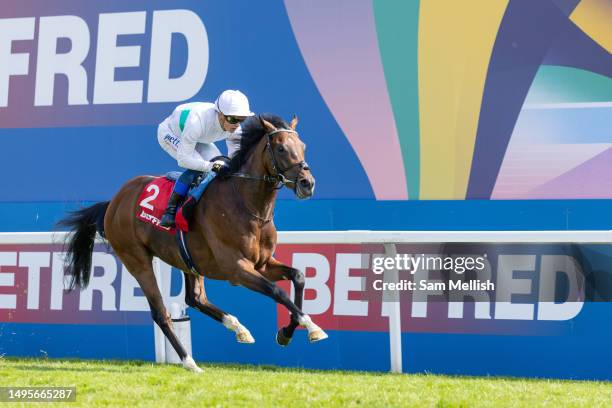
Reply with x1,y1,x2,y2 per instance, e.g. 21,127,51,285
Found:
299,179,311,189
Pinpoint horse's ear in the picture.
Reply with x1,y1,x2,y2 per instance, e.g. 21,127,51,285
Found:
289,115,298,130
259,115,277,132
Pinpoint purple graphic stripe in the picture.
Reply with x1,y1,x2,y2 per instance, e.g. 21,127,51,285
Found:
544,6,612,78
492,144,609,199
550,0,581,15
467,0,581,199
527,147,612,198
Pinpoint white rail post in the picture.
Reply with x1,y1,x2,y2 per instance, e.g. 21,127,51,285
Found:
383,243,403,373
152,257,166,363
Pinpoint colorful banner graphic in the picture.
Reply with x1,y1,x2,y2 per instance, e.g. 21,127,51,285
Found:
1,0,610,200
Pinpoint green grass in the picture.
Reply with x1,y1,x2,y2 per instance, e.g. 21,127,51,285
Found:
0,357,610,407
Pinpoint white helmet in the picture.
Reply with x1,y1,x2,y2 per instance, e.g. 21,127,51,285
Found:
215,90,254,117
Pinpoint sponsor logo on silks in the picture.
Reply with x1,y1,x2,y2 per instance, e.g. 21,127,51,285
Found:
139,210,170,230
164,134,180,148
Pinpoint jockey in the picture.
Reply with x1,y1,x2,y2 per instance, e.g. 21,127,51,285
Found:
157,89,255,228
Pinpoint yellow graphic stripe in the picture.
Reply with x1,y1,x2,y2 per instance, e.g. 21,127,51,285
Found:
418,1,508,199
570,0,612,53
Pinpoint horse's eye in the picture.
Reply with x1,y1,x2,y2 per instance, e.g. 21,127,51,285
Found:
278,146,286,153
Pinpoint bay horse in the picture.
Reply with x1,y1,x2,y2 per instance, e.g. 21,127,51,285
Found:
58,114,327,373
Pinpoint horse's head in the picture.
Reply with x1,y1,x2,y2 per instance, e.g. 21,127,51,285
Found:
260,115,315,199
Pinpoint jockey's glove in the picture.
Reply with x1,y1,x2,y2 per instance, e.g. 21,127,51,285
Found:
211,160,229,173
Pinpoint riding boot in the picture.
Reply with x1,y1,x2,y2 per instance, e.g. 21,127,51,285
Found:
160,192,183,228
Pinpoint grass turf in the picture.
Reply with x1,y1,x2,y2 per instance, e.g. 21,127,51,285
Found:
0,357,610,407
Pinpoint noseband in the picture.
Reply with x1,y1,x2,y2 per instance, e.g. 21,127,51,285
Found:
231,128,310,190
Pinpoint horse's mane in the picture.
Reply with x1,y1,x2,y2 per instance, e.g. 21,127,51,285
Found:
217,113,289,178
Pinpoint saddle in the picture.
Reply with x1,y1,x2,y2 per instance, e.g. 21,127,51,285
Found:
136,156,230,233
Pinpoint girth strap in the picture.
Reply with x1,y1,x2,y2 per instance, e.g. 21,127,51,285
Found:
176,229,199,276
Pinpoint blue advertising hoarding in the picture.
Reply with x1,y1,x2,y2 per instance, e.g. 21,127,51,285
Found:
1,0,611,379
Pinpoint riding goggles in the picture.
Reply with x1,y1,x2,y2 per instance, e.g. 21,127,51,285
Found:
224,115,246,125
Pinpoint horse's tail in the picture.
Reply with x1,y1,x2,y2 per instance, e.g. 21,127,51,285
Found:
56,201,110,290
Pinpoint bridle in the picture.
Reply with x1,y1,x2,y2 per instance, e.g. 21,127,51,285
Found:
229,128,310,224
230,128,310,190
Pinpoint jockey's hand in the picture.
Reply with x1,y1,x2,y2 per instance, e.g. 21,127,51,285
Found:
211,160,229,173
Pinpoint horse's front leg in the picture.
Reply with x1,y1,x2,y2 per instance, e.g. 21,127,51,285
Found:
260,258,306,346
235,258,328,344
184,273,254,344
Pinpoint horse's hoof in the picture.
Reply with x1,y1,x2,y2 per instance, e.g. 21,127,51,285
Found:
237,330,255,344
191,365,204,374
276,328,292,347
308,329,329,343
182,356,203,373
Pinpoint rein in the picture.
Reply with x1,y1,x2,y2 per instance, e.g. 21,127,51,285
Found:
230,179,274,224
229,128,309,190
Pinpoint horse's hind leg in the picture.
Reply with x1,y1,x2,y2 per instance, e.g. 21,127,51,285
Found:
259,258,305,347
116,249,202,373
183,273,254,344
234,259,327,343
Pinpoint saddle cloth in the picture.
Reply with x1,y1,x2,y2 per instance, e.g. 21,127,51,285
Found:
136,176,182,233
136,166,221,232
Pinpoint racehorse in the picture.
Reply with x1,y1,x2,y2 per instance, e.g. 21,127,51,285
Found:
58,114,328,373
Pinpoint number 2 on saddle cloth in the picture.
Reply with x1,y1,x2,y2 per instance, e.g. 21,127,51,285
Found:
136,171,216,233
